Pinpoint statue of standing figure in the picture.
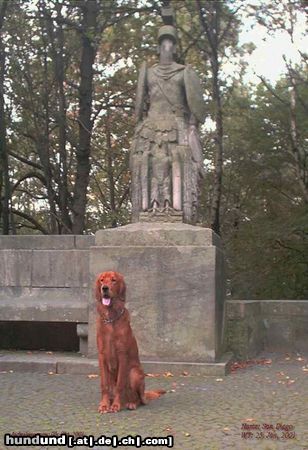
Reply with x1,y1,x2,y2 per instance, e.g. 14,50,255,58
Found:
130,19,206,224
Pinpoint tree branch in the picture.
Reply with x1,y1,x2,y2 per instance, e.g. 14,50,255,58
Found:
11,208,49,234
9,151,43,170
11,171,47,193
257,74,289,106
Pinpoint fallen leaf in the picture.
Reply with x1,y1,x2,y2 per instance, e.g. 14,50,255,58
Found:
230,358,272,372
223,427,230,432
164,371,174,377
297,357,304,361
87,374,98,379
46,351,53,355
262,359,272,365
215,378,223,382
168,389,176,393
146,373,161,378
285,357,291,361
181,371,189,376
244,418,255,422
48,371,54,375
183,432,190,437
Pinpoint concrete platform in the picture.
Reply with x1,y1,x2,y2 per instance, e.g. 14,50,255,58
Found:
1,351,307,449
0,350,233,376
89,223,225,363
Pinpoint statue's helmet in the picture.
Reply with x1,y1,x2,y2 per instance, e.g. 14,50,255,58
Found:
158,25,177,44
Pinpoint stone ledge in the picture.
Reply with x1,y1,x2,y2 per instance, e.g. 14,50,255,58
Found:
0,287,89,322
0,305,88,322
75,235,95,249
0,249,90,288
139,210,183,223
95,223,221,248
260,300,308,316
0,352,57,373
226,299,308,318
0,235,75,249
0,235,95,249
225,300,262,320
0,351,232,377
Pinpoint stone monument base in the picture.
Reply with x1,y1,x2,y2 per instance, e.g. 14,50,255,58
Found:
88,222,225,363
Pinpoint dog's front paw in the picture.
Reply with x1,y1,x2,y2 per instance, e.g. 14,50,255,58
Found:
110,401,121,413
98,401,110,414
126,402,137,410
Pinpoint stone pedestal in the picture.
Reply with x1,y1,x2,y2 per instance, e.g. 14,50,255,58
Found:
88,223,225,363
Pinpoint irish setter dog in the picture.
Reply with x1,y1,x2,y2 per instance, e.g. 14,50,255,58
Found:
95,271,165,413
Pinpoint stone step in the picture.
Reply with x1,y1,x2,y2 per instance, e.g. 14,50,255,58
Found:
0,351,232,376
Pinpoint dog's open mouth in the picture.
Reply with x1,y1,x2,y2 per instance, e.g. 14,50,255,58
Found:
102,297,111,306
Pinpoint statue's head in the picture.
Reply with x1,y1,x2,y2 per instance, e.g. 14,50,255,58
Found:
158,25,177,58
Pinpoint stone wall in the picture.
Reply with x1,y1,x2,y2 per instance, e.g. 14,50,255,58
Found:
88,223,225,363
224,300,308,359
0,235,306,360
0,235,94,352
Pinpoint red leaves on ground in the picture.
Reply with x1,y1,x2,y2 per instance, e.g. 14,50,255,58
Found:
230,358,272,373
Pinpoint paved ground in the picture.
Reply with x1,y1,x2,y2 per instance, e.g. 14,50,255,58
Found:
0,352,307,450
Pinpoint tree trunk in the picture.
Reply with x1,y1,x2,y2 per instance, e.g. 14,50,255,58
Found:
40,20,58,234
106,110,117,227
196,0,224,235
72,0,98,234
211,56,224,235
43,1,72,232
0,0,9,234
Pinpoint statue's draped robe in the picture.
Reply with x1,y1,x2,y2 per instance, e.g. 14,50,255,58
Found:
130,61,206,223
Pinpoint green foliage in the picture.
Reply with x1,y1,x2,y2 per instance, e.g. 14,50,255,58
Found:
220,75,308,299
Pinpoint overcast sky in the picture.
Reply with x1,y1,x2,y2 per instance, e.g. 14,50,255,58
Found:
238,8,307,84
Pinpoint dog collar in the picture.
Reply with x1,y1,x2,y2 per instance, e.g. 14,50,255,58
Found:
102,308,125,324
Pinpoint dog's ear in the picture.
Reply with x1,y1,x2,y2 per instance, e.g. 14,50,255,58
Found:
118,274,126,301
95,275,102,302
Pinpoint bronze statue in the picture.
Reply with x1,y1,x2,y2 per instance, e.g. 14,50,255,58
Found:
130,21,206,223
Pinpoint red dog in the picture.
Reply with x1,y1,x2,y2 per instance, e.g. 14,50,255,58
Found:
95,271,165,413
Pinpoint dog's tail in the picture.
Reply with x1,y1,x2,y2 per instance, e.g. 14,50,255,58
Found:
143,389,166,403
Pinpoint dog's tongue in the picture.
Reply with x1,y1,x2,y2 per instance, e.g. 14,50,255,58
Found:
102,297,111,306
